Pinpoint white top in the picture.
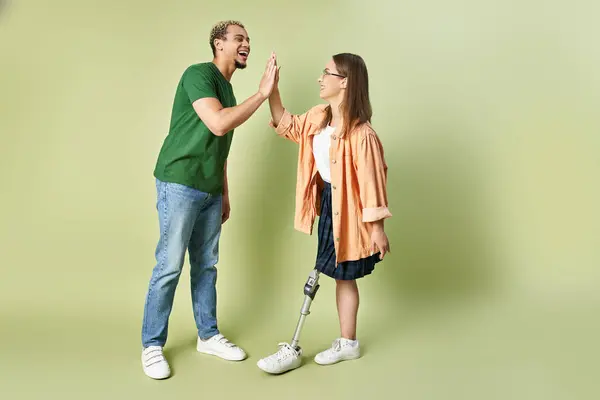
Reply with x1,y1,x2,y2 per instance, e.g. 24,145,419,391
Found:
312,125,336,183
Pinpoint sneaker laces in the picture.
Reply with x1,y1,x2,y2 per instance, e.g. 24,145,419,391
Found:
266,343,298,363
331,339,342,352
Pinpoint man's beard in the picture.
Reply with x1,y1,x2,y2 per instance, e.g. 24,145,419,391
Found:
235,60,247,69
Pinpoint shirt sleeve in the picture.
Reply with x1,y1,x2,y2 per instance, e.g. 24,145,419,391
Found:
182,65,218,104
356,132,393,222
268,108,312,144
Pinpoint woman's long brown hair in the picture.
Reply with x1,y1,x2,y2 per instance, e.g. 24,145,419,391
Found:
320,53,372,138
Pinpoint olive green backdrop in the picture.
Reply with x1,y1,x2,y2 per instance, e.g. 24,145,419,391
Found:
1,0,598,399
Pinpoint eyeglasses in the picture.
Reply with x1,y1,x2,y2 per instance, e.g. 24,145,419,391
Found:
321,69,346,79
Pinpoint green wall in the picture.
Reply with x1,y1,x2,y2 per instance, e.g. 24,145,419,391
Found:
1,1,598,399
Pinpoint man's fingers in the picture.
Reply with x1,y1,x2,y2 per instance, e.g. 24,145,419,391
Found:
265,57,274,72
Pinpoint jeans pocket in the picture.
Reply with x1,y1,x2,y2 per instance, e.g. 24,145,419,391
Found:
167,182,211,205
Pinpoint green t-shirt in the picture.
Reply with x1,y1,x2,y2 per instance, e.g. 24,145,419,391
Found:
154,62,236,194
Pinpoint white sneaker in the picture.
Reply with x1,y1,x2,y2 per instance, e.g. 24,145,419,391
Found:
257,343,303,374
197,333,247,361
141,346,171,379
314,338,361,365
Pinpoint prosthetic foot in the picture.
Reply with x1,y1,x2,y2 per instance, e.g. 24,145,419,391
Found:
257,269,321,374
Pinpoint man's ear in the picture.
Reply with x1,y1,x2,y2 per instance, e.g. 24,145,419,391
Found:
214,38,224,52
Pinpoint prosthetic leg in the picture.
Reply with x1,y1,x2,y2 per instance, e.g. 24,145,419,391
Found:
256,269,322,374
290,269,321,349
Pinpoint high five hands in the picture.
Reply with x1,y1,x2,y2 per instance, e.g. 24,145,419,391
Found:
258,52,281,99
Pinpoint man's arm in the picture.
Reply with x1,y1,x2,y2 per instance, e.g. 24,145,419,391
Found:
221,160,231,224
193,54,278,136
193,93,266,136
223,160,229,196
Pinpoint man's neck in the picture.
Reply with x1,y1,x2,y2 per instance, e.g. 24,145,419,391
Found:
212,58,235,81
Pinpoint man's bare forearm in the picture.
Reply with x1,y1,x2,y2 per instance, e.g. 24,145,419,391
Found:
216,92,267,135
193,92,267,136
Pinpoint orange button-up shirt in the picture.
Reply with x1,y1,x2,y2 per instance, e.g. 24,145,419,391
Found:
270,104,392,264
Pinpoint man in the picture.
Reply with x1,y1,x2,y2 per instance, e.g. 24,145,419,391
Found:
141,20,278,380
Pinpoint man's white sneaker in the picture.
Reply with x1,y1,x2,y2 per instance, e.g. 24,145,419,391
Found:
314,338,361,365
141,346,171,379
257,343,302,374
197,333,247,361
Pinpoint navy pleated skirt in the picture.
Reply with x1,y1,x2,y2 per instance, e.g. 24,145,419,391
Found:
315,182,382,280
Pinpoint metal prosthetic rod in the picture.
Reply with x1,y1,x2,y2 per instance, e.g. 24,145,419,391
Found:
290,269,321,349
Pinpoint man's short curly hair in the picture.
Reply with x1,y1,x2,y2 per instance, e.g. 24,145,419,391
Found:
210,20,245,56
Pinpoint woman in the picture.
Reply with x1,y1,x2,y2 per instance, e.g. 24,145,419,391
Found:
257,53,392,374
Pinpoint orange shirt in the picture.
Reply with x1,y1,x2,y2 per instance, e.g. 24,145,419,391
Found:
270,104,392,264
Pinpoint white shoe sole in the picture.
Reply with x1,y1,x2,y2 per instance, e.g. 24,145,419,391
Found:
197,345,247,361
314,352,361,366
257,360,302,374
142,368,171,380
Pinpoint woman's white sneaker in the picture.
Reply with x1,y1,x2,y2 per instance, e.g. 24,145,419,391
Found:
197,333,247,361
314,338,360,365
142,346,171,379
257,343,302,374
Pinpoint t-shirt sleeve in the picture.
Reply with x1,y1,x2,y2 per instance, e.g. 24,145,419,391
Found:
182,65,218,104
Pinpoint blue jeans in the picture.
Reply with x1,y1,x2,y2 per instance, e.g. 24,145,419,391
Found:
142,179,222,347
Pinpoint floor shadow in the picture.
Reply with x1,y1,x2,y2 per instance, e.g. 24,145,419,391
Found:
163,336,196,360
